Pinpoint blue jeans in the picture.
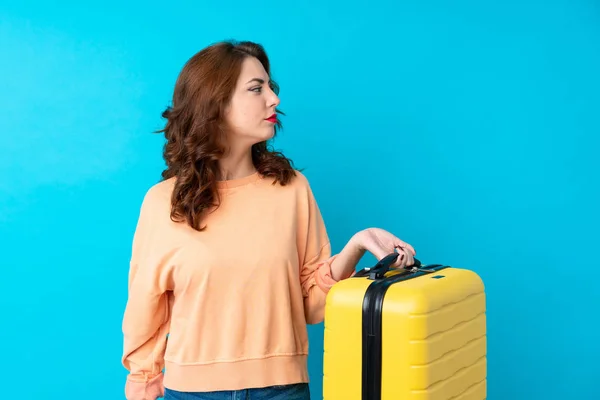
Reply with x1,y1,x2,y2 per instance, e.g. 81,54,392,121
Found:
164,383,310,400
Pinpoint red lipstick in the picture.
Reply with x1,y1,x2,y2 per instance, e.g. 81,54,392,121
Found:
265,114,278,123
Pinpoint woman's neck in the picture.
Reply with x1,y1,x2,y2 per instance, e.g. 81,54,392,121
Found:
217,147,256,181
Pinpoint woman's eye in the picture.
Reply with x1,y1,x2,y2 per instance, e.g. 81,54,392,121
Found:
250,86,262,93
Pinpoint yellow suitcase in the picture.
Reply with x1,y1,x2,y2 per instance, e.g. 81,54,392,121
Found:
323,253,486,400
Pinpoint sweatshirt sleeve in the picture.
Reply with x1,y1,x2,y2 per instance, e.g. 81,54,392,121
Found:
121,189,175,400
298,180,354,325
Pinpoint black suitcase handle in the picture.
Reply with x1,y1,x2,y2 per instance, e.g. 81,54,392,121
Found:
373,253,422,278
355,252,423,280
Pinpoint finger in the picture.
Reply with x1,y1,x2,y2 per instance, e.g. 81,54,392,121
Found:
403,248,415,267
391,247,407,268
395,240,416,256
392,247,414,268
391,251,405,268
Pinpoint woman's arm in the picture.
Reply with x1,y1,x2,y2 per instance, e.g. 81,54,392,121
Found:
330,228,416,280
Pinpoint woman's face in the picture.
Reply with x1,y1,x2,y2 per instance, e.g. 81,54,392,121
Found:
224,56,281,147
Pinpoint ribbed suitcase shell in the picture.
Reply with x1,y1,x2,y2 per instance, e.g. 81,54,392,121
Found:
323,261,486,400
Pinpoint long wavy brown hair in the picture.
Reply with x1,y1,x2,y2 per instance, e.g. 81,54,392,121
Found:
157,40,296,231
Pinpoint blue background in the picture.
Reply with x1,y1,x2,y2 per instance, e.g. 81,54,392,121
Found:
1,1,599,399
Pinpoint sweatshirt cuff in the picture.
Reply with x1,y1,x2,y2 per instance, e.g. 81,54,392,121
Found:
125,372,164,400
314,255,356,293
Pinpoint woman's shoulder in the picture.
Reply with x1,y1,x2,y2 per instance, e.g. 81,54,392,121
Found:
260,169,313,193
283,169,311,188
260,169,320,205
139,177,175,212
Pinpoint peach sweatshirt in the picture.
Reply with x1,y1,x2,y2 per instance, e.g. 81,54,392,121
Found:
121,171,352,399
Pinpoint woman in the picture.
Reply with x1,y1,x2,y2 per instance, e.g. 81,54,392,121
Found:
121,40,416,400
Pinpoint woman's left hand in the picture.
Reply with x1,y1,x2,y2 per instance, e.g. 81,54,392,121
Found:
351,227,416,269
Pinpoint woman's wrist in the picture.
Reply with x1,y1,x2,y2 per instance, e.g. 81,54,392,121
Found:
329,233,366,281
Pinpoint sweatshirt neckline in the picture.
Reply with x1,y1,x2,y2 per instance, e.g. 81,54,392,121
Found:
216,171,261,189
